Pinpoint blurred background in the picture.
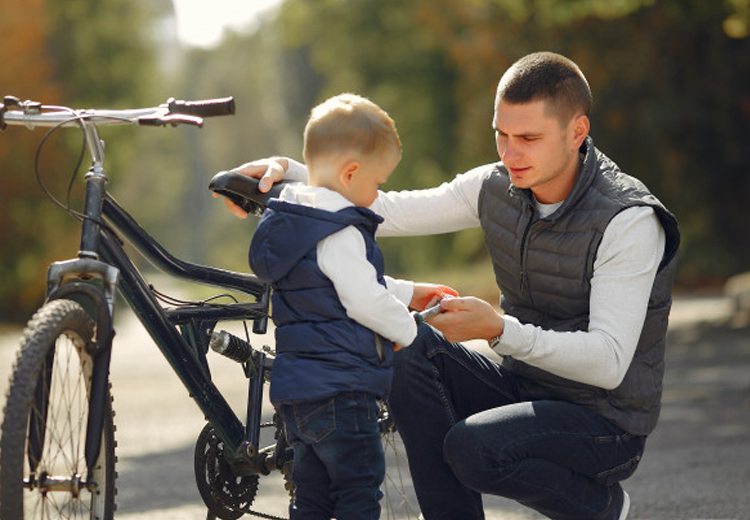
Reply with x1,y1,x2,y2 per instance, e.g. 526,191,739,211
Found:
1,0,749,322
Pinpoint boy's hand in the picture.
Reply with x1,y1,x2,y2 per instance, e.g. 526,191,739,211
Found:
410,283,458,312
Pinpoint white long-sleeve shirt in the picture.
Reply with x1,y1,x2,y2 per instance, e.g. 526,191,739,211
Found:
285,159,666,390
278,183,417,347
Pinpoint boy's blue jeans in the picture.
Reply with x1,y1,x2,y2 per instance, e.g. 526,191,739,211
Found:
279,391,385,520
389,325,646,520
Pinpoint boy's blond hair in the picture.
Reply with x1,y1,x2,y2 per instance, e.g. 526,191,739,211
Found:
303,93,401,165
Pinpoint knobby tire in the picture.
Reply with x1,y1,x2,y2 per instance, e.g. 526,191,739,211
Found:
0,299,117,520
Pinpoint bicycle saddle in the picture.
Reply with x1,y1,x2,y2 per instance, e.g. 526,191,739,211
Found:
209,170,291,216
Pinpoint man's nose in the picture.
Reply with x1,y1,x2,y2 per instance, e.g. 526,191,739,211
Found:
501,142,519,162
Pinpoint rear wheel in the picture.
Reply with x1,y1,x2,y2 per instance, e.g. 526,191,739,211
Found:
195,401,419,519
379,401,420,519
0,299,117,519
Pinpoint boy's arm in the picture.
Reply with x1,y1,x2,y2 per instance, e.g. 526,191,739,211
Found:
382,276,414,307
317,227,418,347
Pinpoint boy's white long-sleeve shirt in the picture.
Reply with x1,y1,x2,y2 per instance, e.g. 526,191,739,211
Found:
286,159,666,390
278,184,417,347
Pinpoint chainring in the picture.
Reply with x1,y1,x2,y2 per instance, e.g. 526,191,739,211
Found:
271,412,296,500
195,423,260,520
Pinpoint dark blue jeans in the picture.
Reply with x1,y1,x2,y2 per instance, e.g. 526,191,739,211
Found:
279,391,385,520
388,325,645,520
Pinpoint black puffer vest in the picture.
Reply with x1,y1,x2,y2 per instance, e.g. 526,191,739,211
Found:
478,136,680,435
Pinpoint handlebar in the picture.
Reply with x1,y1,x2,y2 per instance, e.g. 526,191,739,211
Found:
0,95,235,130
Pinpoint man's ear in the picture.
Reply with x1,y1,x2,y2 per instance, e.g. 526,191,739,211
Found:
571,115,590,149
339,160,360,188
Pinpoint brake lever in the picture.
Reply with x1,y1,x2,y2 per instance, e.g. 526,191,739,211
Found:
1,96,41,130
139,114,204,127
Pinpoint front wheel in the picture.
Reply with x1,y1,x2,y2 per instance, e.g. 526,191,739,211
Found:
0,299,117,519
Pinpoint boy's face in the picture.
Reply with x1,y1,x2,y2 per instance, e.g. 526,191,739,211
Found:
342,148,400,207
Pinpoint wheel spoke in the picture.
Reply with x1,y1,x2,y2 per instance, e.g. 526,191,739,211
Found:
1,299,116,520
26,334,92,517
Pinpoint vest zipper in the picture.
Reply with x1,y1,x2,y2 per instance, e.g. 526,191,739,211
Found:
519,206,536,294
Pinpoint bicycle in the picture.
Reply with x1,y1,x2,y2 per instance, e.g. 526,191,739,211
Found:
0,96,418,520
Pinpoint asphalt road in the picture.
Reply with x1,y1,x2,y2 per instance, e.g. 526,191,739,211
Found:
1,293,748,519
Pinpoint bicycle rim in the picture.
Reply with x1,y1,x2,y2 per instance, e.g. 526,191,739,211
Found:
0,299,116,520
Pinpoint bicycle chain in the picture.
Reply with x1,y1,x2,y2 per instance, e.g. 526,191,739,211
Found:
202,415,292,519
244,509,287,520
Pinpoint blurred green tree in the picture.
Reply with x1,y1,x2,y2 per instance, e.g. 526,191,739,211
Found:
3,0,749,323
0,0,65,318
0,0,171,322
267,0,750,286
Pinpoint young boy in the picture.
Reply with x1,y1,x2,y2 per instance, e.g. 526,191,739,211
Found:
248,93,453,519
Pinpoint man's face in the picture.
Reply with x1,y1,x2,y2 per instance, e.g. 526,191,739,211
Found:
493,99,587,204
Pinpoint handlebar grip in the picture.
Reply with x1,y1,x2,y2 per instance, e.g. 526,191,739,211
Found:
168,97,235,117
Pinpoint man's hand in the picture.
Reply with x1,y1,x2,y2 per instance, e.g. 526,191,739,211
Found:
234,157,288,192
214,192,252,219
214,157,288,218
429,296,504,343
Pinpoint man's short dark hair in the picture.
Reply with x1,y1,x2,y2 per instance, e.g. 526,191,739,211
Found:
496,52,592,125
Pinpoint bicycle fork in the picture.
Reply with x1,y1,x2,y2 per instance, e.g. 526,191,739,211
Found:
40,119,121,487
41,256,120,491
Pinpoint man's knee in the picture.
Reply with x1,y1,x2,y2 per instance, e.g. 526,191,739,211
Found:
443,421,495,492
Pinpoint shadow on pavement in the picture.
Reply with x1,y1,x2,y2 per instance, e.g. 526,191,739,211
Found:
626,321,750,518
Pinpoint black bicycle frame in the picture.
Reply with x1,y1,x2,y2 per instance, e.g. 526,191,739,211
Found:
49,190,272,473
104,193,271,458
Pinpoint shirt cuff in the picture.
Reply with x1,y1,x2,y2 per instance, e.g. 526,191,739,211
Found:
489,315,529,357
384,276,414,306
286,158,309,182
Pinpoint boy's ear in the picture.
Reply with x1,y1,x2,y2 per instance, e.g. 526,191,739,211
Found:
339,160,360,188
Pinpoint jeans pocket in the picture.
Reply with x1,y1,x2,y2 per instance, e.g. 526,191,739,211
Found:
593,434,645,486
292,398,336,444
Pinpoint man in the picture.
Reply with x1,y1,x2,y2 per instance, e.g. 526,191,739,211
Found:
226,52,680,520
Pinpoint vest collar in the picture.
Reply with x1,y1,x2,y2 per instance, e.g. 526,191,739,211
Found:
507,135,598,222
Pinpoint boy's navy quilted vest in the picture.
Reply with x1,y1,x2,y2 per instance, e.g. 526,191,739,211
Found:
249,200,394,405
